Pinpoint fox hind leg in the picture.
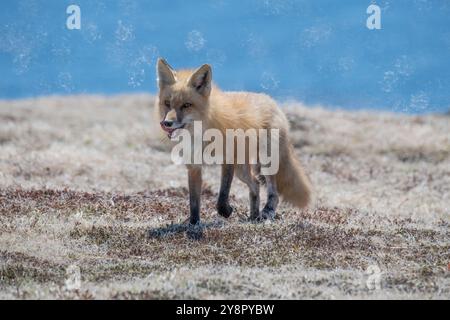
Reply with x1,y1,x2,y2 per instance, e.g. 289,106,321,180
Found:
236,164,260,221
217,164,234,218
261,175,279,220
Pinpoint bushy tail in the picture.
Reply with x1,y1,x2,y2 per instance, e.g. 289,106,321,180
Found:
275,143,313,208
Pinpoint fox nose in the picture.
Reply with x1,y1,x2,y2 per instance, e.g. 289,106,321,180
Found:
161,120,174,128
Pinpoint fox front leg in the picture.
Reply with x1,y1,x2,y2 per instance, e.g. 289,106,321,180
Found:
187,165,202,225
217,164,234,218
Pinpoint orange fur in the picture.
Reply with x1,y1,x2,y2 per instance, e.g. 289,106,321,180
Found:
156,59,312,209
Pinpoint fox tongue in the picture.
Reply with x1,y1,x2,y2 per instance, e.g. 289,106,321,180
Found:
162,127,179,139
161,123,185,139
168,128,182,139
160,124,175,135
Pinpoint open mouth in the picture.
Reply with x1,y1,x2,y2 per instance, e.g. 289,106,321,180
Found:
161,123,186,139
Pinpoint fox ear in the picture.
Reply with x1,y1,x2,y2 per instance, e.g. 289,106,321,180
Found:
157,58,176,89
188,64,212,97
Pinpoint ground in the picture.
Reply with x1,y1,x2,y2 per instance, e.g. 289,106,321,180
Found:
0,94,449,299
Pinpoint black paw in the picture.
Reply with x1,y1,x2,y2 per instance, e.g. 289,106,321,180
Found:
186,223,204,240
217,203,233,218
261,207,276,220
248,211,263,223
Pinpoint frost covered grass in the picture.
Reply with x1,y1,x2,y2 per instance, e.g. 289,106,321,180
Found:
0,94,449,299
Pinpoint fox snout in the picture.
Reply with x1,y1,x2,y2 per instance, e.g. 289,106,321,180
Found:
160,120,186,138
160,120,175,128
160,119,185,130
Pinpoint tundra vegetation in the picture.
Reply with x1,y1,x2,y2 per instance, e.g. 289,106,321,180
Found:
0,95,448,299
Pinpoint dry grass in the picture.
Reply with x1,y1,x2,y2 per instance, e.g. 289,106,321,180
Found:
0,94,449,299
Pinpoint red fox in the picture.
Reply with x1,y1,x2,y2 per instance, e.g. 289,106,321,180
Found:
156,58,312,226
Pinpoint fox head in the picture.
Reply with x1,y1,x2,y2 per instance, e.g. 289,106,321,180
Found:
156,58,212,139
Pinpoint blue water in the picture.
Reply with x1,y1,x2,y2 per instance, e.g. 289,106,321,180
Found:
0,0,449,113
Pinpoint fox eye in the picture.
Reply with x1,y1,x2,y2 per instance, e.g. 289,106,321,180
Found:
164,100,170,107
182,103,192,109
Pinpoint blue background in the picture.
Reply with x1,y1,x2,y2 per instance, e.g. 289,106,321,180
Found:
0,0,449,113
